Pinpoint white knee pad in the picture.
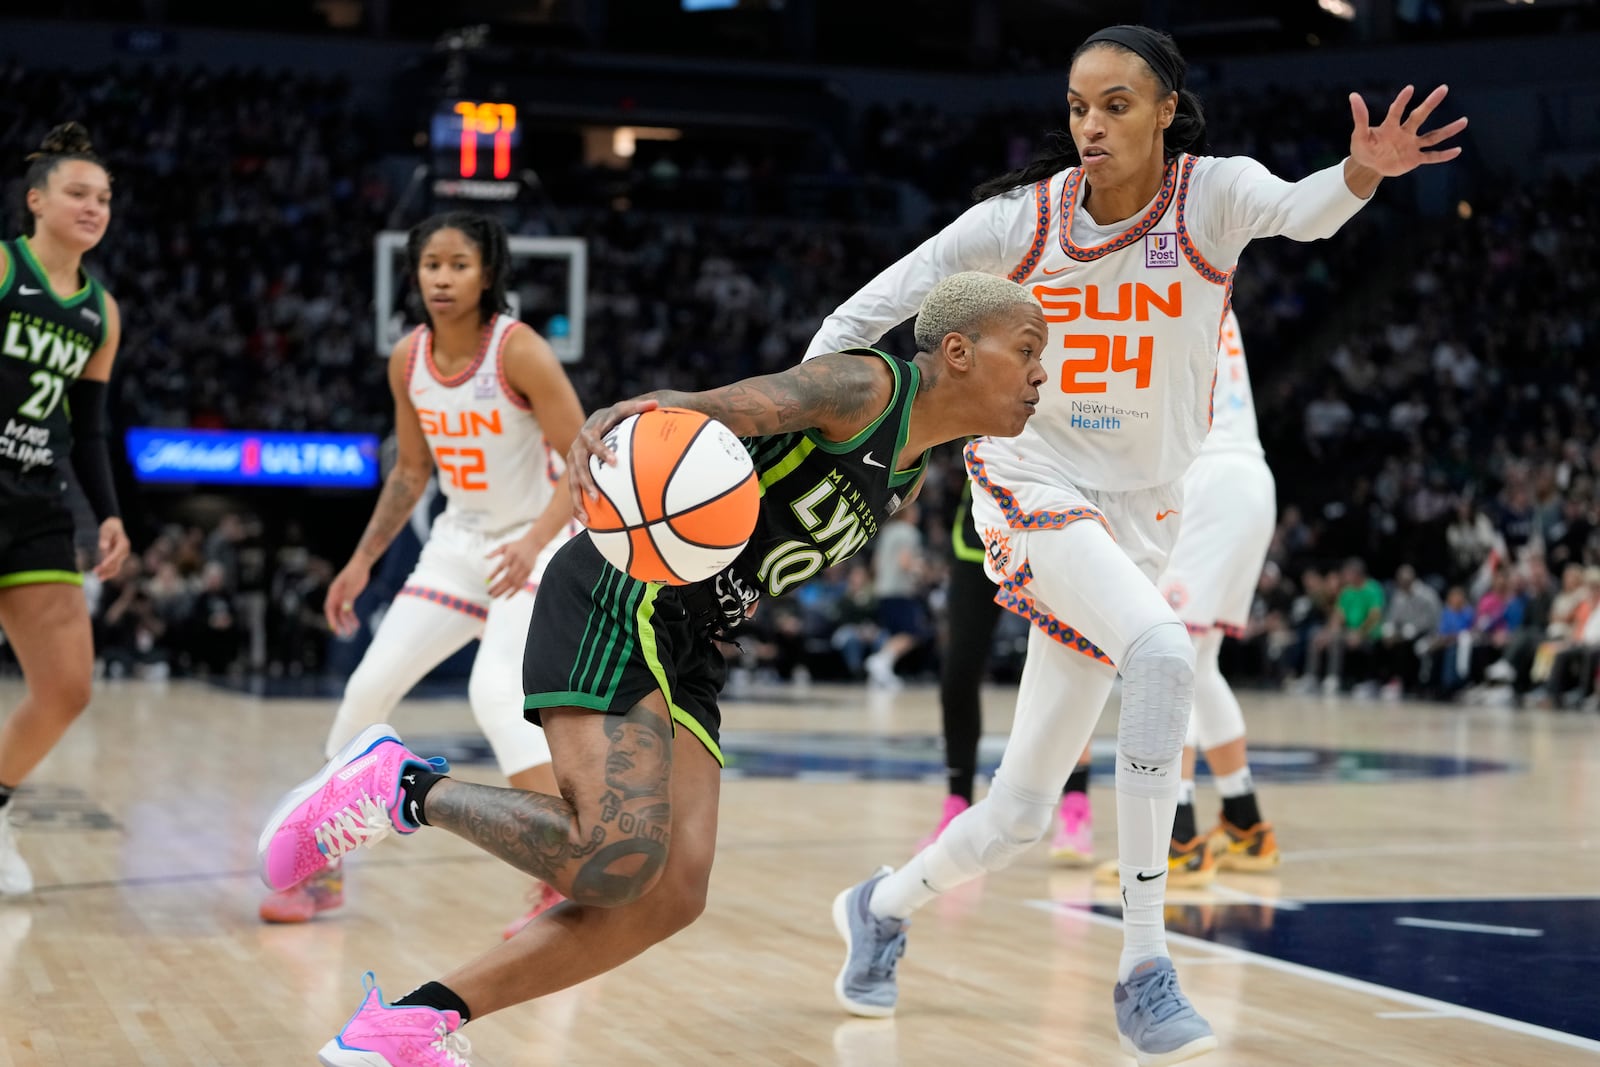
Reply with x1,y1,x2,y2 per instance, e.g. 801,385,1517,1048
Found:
1117,621,1196,767
939,775,1057,875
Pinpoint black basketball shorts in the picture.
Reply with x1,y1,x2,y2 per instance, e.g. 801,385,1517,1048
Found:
523,535,727,765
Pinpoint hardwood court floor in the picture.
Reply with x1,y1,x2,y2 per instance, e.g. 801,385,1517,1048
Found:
0,677,1597,1066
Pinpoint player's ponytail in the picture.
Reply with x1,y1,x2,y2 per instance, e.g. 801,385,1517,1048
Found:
971,131,1079,203
406,211,513,327
1166,88,1207,158
22,122,110,234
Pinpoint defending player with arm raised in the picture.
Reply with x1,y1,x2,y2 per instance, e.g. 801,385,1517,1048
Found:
257,272,1046,1065
807,25,1466,1062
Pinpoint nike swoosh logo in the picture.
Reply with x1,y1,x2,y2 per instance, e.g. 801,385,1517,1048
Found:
18,286,41,295
863,451,886,469
1040,264,1071,276
408,800,422,825
1136,870,1166,882
1155,510,1178,521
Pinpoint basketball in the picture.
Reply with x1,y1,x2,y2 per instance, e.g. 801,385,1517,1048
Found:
583,408,760,585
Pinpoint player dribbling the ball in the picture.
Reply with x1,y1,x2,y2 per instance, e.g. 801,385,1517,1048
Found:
258,270,1046,1067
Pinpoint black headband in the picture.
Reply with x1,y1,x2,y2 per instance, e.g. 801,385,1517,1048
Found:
1082,25,1185,94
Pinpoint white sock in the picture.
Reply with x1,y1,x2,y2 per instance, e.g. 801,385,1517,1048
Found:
1116,777,1178,980
1215,765,1254,799
1178,779,1196,807
870,794,1016,919
869,852,940,920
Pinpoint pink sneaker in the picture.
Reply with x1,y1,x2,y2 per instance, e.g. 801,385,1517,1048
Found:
1049,791,1094,866
318,972,471,1066
917,795,970,850
260,862,345,923
257,724,446,893
502,881,566,940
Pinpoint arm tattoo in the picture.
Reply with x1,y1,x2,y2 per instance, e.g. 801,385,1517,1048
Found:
353,466,425,563
644,355,883,438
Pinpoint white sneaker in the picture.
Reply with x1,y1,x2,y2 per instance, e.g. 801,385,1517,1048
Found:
865,652,901,690
0,808,34,896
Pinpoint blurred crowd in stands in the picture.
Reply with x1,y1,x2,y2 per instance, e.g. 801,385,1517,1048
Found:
1,58,1596,708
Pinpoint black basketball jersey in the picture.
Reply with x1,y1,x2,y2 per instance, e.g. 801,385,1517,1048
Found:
699,348,926,626
0,236,108,499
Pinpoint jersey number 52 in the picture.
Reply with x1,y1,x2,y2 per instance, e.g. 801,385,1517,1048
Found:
435,446,488,491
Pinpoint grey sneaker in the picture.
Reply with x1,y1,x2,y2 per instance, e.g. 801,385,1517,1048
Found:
0,808,33,896
1114,956,1218,1066
832,866,908,1017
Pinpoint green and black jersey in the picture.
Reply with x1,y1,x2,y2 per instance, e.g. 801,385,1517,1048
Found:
711,347,927,621
0,235,109,501
522,347,931,762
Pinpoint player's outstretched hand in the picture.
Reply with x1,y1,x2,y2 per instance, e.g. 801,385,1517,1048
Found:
1349,84,1468,176
569,396,660,515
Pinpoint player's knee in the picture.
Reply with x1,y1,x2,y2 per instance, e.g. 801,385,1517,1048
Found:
566,807,673,909
952,779,1055,872
653,862,711,935
45,674,93,717
1118,621,1195,765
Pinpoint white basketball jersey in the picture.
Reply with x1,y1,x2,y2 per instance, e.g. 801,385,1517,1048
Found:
805,151,1367,490
406,313,554,534
1201,308,1263,459
1005,155,1232,490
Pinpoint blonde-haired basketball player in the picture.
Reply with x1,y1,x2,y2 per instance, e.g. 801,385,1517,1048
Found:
256,273,1050,1066
815,25,1466,1064
259,212,584,936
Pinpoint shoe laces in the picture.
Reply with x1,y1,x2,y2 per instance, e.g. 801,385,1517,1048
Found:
432,1023,472,1065
314,793,392,859
1133,965,1189,1025
868,922,908,981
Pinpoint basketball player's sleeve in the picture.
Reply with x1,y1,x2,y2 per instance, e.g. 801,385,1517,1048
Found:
802,195,1023,361
1188,155,1371,269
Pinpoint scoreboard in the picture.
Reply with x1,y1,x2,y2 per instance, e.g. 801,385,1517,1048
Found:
431,99,522,202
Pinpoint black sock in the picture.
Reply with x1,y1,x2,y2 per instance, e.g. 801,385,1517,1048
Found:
1063,765,1090,797
0,781,15,812
947,768,976,803
1172,802,1198,843
395,980,472,1022
399,766,447,827
1223,792,1263,830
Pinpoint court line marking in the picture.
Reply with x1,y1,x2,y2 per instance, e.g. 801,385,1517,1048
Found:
1240,892,1600,906
1376,1010,1458,1020
1394,917,1544,937
1026,900,1600,1055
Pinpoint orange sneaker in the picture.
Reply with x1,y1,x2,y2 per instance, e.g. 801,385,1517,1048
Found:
502,882,565,940
259,863,344,923
1166,834,1216,888
1209,816,1280,871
